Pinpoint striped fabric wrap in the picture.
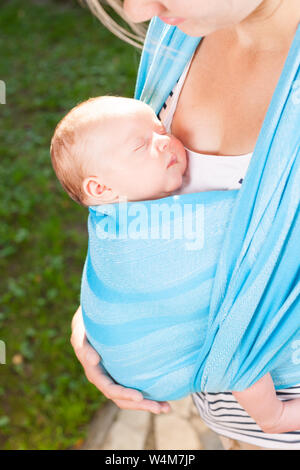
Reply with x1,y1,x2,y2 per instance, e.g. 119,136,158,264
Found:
81,18,300,400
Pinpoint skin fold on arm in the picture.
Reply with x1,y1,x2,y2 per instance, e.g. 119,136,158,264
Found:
233,374,300,433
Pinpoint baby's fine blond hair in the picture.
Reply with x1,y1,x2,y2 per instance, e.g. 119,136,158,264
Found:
50,96,108,206
50,95,138,206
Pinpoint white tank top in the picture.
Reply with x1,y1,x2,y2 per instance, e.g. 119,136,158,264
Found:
158,55,253,194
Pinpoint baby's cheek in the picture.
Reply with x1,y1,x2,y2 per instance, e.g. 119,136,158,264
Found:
166,169,183,192
178,146,187,172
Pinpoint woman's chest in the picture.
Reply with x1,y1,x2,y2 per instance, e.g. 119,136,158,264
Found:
171,36,289,156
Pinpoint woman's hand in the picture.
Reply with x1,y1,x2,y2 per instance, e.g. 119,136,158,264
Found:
71,306,171,414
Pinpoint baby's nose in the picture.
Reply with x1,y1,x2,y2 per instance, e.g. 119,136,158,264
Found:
156,134,170,153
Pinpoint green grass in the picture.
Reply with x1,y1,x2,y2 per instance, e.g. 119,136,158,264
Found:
0,0,142,449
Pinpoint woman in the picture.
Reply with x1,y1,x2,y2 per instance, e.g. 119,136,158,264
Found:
71,0,300,450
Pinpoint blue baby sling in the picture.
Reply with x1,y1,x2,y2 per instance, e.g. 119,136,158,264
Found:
81,18,300,400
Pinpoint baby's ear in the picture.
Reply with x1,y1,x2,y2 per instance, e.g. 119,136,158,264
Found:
82,177,119,204
83,177,106,198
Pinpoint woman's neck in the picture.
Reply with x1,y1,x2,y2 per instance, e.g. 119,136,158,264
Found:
226,0,300,52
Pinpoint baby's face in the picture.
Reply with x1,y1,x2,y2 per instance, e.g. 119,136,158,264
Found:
87,100,187,202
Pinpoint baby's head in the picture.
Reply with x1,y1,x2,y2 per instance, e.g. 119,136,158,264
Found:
50,96,187,206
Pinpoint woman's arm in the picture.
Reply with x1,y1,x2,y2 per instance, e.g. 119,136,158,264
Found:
71,306,171,414
233,373,300,433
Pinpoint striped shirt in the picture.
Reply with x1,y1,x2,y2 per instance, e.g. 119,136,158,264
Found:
192,389,300,449
158,54,300,450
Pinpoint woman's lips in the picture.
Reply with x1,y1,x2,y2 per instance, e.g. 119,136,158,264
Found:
158,16,185,26
167,154,178,169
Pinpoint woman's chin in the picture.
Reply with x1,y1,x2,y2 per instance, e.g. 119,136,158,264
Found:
177,21,218,38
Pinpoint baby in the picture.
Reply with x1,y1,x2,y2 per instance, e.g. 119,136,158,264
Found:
50,96,187,207
50,96,300,434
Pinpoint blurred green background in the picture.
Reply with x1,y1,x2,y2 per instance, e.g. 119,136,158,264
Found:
0,0,142,449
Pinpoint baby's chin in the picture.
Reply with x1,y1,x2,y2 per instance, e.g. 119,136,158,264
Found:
164,169,185,195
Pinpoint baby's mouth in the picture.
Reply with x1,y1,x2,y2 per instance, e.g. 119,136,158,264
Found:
167,154,178,169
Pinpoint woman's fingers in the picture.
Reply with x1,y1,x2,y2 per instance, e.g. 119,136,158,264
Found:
84,345,101,366
71,306,88,348
83,360,171,414
113,398,171,414
73,336,102,366
71,304,84,335
84,361,143,401
70,306,171,414
70,306,102,364
71,308,147,402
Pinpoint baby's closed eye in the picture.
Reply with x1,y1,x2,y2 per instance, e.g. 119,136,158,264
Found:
134,139,148,151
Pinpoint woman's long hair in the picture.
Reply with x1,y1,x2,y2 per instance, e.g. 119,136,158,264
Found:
82,0,147,48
